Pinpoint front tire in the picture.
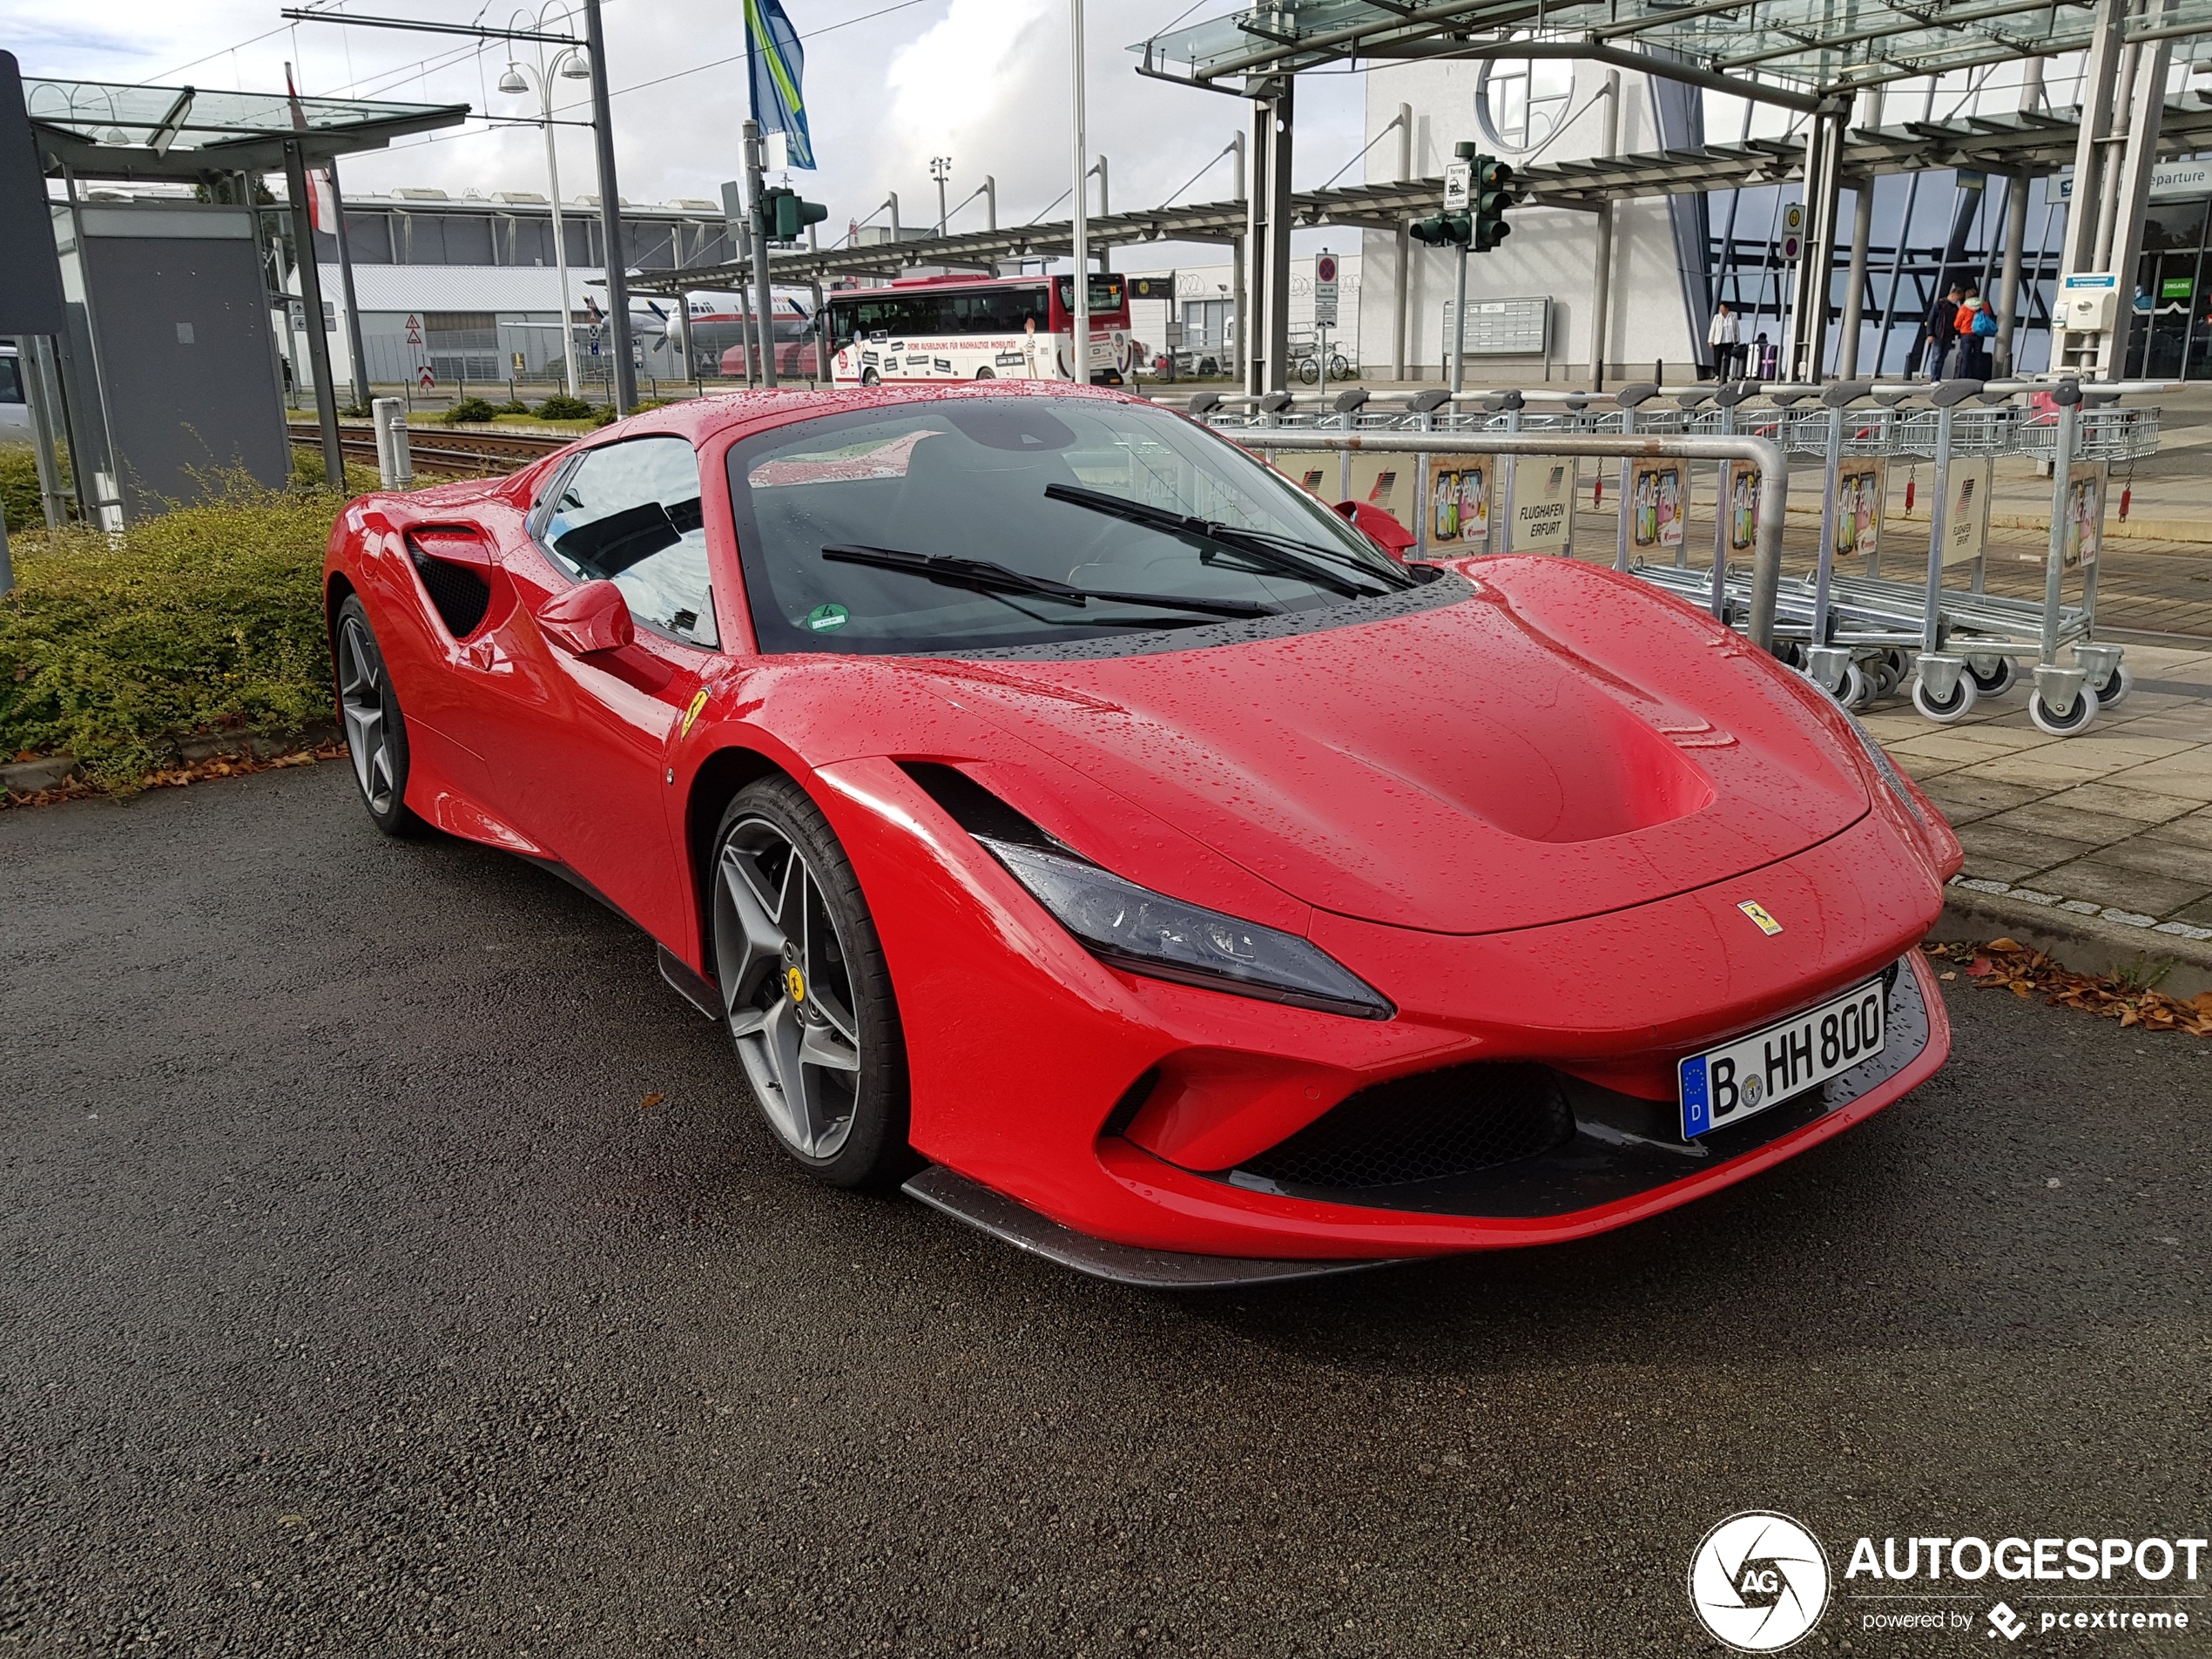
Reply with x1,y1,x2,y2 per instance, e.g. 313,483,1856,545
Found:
860,368,881,388
710,778,913,1190
332,596,421,836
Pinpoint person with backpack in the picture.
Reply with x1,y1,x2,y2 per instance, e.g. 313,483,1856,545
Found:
1954,287,1996,378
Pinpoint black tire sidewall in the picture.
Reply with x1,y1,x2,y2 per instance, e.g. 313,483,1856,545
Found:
334,596,420,836
715,777,914,1190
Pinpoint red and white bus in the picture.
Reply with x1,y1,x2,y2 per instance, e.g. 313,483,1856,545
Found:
823,273,1135,388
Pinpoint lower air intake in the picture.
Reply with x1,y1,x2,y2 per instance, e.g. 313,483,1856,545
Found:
1237,1062,1575,1190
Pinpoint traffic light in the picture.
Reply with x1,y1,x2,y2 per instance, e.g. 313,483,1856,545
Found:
1474,156,1518,253
758,185,829,244
1409,211,1471,247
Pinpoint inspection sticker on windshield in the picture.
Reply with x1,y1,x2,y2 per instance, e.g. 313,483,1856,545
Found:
804,604,850,633
1679,977,1885,1137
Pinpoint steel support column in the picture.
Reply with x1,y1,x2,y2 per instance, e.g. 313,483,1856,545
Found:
2101,1,2174,376
1838,177,1875,378
1244,76,1293,396
282,138,344,489
2058,0,2128,372
1996,58,2044,377
1589,70,1620,388
1229,131,1247,389
1391,101,1412,381
1786,110,1845,382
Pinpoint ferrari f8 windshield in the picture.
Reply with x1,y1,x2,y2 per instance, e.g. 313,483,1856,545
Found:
724,395,1416,655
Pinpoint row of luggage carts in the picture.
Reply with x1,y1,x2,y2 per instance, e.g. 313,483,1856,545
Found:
1191,374,2166,737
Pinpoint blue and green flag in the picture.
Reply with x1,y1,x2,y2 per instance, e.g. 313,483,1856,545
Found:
745,0,814,171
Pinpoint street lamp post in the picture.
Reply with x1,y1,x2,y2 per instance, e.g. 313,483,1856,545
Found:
500,24,592,398
930,155,951,233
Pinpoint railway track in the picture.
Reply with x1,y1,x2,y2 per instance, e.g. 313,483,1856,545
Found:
288,423,573,479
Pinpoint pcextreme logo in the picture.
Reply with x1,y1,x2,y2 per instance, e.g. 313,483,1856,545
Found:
1689,1512,1831,1652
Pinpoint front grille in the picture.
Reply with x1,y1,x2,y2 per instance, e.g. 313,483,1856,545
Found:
412,550,492,638
1237,1062,1575,1190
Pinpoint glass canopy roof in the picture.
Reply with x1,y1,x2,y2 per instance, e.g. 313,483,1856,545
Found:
1137,0,2212,93
23,78,468,179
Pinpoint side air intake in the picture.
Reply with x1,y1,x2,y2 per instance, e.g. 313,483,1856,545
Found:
407,531,493,639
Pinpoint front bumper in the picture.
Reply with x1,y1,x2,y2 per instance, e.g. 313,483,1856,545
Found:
817,759,1952,1265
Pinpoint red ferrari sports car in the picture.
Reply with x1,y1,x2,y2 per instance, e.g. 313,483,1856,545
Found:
326,383,1959,1285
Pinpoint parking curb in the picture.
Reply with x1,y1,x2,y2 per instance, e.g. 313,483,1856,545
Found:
1932,884,2212,1001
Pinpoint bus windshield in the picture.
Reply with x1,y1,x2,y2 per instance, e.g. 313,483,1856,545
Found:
1053,275,1126,318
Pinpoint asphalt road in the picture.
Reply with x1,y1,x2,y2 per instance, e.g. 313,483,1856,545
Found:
3,762,2207,1657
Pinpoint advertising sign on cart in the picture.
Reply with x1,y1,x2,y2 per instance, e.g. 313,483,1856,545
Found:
1724,459,1762,557
2062,461,2107,567
1943,457,1993,568
1506,457,1575,551
1345,453,1413,537
1628,458,1688,555
1426,455,1491,550
1833,458,1886,564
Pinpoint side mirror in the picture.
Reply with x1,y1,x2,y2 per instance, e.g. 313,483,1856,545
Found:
536,578,634,655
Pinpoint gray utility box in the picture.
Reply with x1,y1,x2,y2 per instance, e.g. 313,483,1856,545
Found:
52,200,289,522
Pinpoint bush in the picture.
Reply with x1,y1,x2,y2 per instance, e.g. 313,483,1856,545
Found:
591,404,619,427
535,395,594,421
496,399,531,415
442,396,498,425
0,475,341,789
2,447,44,534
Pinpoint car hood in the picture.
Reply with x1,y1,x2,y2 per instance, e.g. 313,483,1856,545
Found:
907,560,1870,935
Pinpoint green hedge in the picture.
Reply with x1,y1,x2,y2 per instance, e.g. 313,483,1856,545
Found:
1,476,345,789
3,446,51,533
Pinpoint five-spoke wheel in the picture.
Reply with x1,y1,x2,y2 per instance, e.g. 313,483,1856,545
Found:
711,779,910,1187
333,596,419,835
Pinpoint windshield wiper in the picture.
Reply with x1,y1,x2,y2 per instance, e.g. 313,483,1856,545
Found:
1042,482,1410,597
820,544,1280,620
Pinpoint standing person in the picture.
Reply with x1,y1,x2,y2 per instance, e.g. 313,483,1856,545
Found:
1913,282,1965,378
1707,301,1743,379
1955,287,1994,379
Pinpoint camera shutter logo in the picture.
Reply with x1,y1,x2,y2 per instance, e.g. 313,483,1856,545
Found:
1688,1512,1831,1652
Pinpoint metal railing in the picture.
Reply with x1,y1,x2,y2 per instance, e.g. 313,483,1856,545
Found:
1225,428,1791,655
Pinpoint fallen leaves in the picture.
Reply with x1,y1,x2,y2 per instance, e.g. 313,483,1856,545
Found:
640,1093,665,1111
2,740,347,808
1928,938,2212,1036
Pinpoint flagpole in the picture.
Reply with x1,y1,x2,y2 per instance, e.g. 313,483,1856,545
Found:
1069,0,1088,386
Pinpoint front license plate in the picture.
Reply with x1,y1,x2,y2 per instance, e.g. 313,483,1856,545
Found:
1679,978,1886,1138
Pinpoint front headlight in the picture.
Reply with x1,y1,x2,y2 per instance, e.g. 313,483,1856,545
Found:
977,837,1394,1021
1841,710,1928,826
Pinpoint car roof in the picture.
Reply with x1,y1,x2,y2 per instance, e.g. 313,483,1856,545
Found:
600,380,1151,449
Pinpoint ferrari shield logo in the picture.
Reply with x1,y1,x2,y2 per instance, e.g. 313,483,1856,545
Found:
1737,900,1784,936
679,689,710,737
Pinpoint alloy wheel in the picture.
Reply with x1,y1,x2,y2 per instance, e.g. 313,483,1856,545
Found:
713,816,865,1160
336,616,395,814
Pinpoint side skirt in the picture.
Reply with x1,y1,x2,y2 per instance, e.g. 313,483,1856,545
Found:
901,1163,1410,1291
658,945,723,1023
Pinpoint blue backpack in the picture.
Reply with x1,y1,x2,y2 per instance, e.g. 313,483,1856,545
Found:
1972,306,1997,338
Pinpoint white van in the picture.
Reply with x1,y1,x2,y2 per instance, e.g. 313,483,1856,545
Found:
0,345,30,439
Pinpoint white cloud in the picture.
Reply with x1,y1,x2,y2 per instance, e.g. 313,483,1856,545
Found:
3,0,1367,260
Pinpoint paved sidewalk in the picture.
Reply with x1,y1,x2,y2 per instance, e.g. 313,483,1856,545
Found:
1859,643,2212,969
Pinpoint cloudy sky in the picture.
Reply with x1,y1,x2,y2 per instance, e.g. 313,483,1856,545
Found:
8,0,1368,260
